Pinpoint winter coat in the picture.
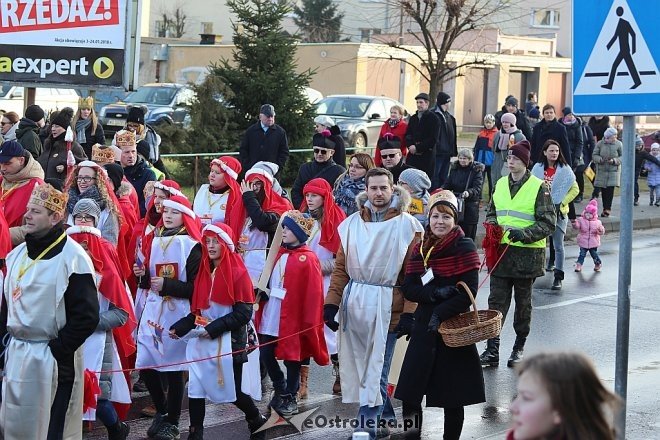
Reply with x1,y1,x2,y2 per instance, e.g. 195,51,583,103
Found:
581,119,596,166
395,239,485,407
325,186,420,332
387,159,412,184
97,303,128,399
77,121,105,160
291,159,346,208
644,159,660,186
330,126,347,168
15,118,43,159
37,134,87,183
405,111,439,178
123,158,157,217
491,129,526,184
531,163,578,217
531,119,572,166
560,119,584,168
572,216,604,249
433,108,457,157
636,150,660,177
239,122,289,175
588,116,610,141
592,140,623,188
473,127,498,166
444,161,484,226
495,107,533,141
375,120,408,166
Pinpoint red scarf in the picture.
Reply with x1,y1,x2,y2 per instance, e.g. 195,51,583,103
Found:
406,226,481,276
67,228,137,359
191,223,254,313
299,178,346,254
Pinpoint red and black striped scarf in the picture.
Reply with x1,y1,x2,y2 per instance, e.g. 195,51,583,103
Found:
406,226,481,276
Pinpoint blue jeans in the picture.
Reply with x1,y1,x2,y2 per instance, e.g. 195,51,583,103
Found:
95,398,118,427
551,216,568,272
577,247,601,265
433,155,452,189
356,331,398,438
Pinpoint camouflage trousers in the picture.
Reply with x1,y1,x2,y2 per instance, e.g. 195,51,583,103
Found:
488,275,533,347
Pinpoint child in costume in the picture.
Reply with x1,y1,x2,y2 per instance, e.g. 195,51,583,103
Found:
133,195,202,440
255,210,329,416
170,222,266,439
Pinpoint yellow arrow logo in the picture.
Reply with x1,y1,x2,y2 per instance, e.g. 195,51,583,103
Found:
93,57,114,79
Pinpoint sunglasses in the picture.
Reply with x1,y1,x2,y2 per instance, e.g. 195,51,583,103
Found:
381,153,398,159
313,148,330,155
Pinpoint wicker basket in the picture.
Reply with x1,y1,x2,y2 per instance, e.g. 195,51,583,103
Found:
438,281,503,348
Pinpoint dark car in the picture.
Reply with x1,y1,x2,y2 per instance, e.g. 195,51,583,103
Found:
314,95,406,149
76,89,129,114
98,83,194,136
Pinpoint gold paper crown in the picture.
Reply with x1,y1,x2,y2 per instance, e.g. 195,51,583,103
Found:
428,190,458,213
115,130,136,148
285,210,315,237
78,96,94,110
29,183,68,215
92,144,116,164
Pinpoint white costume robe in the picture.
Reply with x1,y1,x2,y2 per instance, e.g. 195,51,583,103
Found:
239,218,268,284
134,223,156,326
307,221,338,355
136,234,196,372
1,239,94,440
337,212,422,407
193,184,230,225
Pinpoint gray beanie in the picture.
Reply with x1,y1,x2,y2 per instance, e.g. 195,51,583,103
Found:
72,198,101,226
399,168,431,197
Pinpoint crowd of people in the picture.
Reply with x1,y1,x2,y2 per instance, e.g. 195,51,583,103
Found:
0,94,631,440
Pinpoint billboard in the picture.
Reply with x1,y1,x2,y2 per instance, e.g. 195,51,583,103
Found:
0,0,139,89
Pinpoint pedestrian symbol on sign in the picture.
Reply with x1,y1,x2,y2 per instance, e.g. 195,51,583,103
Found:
574,0,660,96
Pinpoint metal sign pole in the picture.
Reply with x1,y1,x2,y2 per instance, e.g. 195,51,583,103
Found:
615,115,634,439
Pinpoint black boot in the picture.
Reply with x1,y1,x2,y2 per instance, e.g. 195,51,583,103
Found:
247,414,267,433
507,348,524,368
551,269,564,290
402,402,423,439
107,421,130,440
479,337,500,367
187,425,204,440
275,394,298,416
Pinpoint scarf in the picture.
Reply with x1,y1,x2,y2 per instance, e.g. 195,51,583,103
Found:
406,226,481,276
496,130,513,152
388,118,401,128
1,154,44,186
75,118,91,144
299,178,346,254
334,174,365,215
531,163,575,204
67,185,106,214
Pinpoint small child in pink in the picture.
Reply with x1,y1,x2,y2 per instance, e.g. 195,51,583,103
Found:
572,199,605,272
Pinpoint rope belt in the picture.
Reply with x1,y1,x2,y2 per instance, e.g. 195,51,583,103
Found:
341,279,399,331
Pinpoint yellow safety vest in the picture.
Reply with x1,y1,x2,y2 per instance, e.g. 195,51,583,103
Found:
492,175,546,248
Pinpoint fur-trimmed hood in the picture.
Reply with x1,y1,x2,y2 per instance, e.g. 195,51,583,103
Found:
450,160,485,173
355,184,412,217
116,180,134,198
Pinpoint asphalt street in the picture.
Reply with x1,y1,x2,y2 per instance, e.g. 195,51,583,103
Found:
85,229,660,440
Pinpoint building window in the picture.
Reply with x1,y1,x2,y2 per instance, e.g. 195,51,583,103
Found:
360,28,381,42
531,9,560,28
155,20,167,37
201,22,213,34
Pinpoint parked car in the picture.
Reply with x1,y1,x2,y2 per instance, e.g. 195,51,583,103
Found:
76,89,130,114
305,87,323,104
98,83,194,136
314,94,406,149
0,86,80,117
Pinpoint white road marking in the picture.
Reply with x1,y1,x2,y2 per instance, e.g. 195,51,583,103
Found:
535,290,621,310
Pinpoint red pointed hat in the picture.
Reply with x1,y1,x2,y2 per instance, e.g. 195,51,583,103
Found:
210,156,244,242
192,222,255,312
244,168,292,216
160,195,203,242
299,178,346,253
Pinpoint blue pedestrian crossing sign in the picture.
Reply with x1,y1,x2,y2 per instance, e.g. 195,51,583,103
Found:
573,0,660,115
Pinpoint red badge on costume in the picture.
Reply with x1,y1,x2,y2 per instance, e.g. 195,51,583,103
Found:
156,263,179,279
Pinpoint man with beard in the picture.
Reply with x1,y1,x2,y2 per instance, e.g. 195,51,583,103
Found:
325,167,423,439
0,180,99,439
405,93,439,183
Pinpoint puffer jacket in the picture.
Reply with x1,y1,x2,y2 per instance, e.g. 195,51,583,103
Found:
644,160,660,186
572,216,605,249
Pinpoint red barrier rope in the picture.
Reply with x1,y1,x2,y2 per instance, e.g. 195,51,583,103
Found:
92,323,324,374
477,243,511,291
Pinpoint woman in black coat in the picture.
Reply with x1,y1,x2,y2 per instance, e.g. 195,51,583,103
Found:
395,191,484,440
72,99,105,159
531,104,571,166
443,149,484,240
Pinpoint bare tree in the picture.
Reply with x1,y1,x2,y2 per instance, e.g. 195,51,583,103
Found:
160,6,188,38
377,0,506,103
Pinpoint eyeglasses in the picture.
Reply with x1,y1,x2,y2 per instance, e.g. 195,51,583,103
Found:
381,153,399,159
76,176,97,183
349,164,365,169
313,148,329,155
74,215,95,222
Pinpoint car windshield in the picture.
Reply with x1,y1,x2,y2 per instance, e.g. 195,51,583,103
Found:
316,97,372,118
124,87,177,106
0,85,12,98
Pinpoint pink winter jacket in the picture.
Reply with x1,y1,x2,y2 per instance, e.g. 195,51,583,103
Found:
572,216,605,249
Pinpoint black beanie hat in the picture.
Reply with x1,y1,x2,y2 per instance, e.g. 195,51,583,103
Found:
50,107,74,129
127,106,145,125
436,92,451,105
136,140,151,160
25,104,45,123
104,163,124,191
377,134,402,150
312,131,336,150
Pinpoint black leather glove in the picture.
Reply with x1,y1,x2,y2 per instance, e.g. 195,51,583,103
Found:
427,305,443,333
394,313,414,340
170,314,196,337
323,304,340,332
431,286,459,302
508,229,526,243
255,288,269,302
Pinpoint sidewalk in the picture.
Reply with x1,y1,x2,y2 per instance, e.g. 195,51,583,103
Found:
474,193,660,244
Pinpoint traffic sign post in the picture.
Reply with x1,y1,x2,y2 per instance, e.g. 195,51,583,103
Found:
572,2,649,439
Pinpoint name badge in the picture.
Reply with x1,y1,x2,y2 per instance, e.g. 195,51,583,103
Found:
194,315,209,327
421,268,434,286
270,287,287,300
